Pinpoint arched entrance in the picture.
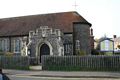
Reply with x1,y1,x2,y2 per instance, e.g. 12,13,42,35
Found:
40,43,50,62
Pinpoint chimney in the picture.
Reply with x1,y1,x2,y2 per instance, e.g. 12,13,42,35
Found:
113,35,117,39
0,69,2,73
90,28,93,36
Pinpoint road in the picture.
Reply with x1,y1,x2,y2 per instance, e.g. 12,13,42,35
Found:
3,69,120,80
7,75,120,80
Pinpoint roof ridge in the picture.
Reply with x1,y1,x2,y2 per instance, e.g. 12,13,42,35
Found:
0,11,77,20
0,11,91,37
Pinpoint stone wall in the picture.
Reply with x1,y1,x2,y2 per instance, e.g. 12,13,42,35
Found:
29,26,64,59
73,22,91,55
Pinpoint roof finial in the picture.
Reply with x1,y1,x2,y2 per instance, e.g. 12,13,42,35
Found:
72,0,78,10
104,34,107,38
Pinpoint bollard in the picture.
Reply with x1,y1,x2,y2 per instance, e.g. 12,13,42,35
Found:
0,68,2,73
0,68,3,80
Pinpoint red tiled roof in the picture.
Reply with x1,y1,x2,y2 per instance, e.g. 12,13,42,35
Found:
0,11,90,37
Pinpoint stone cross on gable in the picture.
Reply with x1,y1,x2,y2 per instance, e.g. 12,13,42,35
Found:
72,0,78,10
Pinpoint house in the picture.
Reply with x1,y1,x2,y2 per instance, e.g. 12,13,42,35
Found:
0,11,93,63
100,37,114,52
113,36,120,51
95,36,114,55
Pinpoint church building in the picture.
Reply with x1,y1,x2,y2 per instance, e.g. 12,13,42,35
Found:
0,11,93,63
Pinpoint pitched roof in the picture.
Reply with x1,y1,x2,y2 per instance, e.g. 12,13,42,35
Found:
0,11,91,37
99,37,113,42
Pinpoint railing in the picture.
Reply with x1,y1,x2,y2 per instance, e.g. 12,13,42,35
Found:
0,56,29,70
41,55,120,71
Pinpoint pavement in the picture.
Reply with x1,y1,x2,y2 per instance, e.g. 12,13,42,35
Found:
2,69,120,78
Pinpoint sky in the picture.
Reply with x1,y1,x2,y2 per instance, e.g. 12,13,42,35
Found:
0,0,120,38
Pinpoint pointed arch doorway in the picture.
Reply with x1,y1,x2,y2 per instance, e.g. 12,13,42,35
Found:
40,43,50,63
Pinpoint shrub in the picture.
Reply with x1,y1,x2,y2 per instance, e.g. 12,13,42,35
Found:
76,49,86,56
0,49,4,55
0,52,14,56
5,52,14,56
0,52,4,55
91,49,99,55
99,52,105,55
117,45,120,49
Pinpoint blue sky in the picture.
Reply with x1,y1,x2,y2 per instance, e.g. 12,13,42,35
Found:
0,0,120,38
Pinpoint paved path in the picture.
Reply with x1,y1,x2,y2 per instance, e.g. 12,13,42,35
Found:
3,69,120,78
7,75,120,80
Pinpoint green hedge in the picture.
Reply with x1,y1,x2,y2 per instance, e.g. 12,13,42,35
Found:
41,55,120,71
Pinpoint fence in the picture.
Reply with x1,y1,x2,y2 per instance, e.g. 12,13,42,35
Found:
0,56,29,70
41,55,120,71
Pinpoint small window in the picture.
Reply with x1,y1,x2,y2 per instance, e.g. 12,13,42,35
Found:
76,40,80,50
65,45,70,53
0,39,9,52
14,39,21,53
64,44,72,55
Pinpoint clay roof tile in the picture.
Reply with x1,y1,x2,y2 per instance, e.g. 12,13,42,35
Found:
0,11,90,37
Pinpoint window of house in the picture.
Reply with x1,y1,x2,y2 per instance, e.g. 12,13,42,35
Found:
0,39,9,52
65,44,70,53
76,40,80,50
64,44,72,55
14,39,21,53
